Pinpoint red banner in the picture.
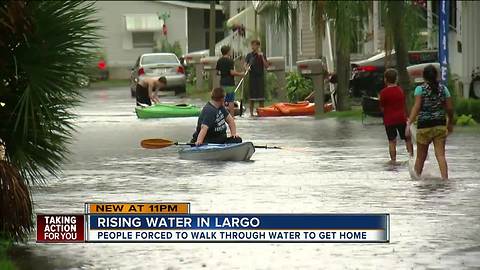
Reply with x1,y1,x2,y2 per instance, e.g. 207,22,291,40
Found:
37,214,85,243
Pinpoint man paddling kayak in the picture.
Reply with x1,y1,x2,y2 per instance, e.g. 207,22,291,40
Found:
192,87,242,146
136,76,167,106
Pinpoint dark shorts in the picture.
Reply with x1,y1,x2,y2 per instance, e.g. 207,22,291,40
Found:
385,123,407,141
136,84,151,106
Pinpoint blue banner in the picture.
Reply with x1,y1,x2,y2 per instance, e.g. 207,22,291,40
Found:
439,0,450,84
88,214,388,230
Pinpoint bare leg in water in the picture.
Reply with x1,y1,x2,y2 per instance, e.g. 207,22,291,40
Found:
249,100,254,116
433,138,448,180
388,140,397,163
414,143,429,177
405,137,414,157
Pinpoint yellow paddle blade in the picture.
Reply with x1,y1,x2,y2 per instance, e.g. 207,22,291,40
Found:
140,139,175,149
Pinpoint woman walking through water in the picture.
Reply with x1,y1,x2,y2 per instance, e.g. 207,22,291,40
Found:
407,65,454,180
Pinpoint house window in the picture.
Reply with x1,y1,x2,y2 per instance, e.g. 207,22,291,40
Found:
203,10,225,28
132,32,154,48
205,30,225,49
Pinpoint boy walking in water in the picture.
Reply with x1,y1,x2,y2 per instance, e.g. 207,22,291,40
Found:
245,40,269,116
216,45,244,116
379,69,413,163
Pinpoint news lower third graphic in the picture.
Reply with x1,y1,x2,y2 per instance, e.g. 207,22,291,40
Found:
36,203,389,243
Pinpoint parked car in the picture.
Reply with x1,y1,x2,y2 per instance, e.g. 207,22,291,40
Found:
130,53,186,97
350,50,438,97
406,62,440,85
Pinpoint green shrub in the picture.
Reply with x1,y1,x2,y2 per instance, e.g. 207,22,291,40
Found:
265,72,279,101
1,237,16,269
455,99,480,122
238,73,282,102
286,72,312,102
185,64,196,84
171,41,183,58
154,39,183,58
455,114,478,126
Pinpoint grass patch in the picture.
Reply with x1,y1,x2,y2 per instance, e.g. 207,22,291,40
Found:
88,79,130,89
454,124,480,133
325,107,363,120
0,238,16,270
455,98,480,122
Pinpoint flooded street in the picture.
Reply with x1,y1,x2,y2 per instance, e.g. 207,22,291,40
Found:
12,87,480,269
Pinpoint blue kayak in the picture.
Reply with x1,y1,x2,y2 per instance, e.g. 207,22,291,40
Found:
178,142,255,161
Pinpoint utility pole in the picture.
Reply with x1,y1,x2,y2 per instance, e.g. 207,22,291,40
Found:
209,1,216,56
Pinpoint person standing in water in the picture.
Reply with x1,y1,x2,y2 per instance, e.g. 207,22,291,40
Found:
136,76,167,106
407,65,454,179
216,45,244,116
192,87,242,145
379,69,414,163
245,39,269,116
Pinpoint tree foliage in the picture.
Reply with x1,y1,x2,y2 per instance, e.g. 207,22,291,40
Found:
263,0,368,111
286,72,313,102
383,1,413,102
324,1,369,111
0,1,100,183
261,0,296,32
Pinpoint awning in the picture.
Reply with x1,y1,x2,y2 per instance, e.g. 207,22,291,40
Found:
125,14,163,32
160,1,222,10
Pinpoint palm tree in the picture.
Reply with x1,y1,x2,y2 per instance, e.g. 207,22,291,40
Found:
383,1,425,104
264,0,368,111
324,1,369,111
261,0,296,62
0,1,99,241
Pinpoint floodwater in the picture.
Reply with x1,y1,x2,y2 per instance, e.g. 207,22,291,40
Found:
10,87,480,269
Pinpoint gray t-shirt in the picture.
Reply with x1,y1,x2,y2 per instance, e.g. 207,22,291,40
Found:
192,102,229,142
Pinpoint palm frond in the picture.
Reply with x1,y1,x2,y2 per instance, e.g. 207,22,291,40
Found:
0,160,32,241
261,0,296,32
0,1,100,184
324,0,369,52
310,0,326,37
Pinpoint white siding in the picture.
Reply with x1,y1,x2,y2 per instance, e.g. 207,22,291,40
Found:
94,1,187,78
459,1,480,97
297,1,316,60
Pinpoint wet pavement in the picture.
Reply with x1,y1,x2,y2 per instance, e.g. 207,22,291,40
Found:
10,86,480,269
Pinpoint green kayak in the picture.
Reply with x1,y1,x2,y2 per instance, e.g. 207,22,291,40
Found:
135,103,201,119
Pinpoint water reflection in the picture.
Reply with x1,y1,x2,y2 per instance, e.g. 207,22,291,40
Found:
414,178,454,198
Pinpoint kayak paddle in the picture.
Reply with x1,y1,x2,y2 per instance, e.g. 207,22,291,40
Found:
140,139,281,149
141,139,192,149
234,65,250,94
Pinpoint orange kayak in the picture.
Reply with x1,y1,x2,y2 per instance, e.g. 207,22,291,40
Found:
257,102,333,117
